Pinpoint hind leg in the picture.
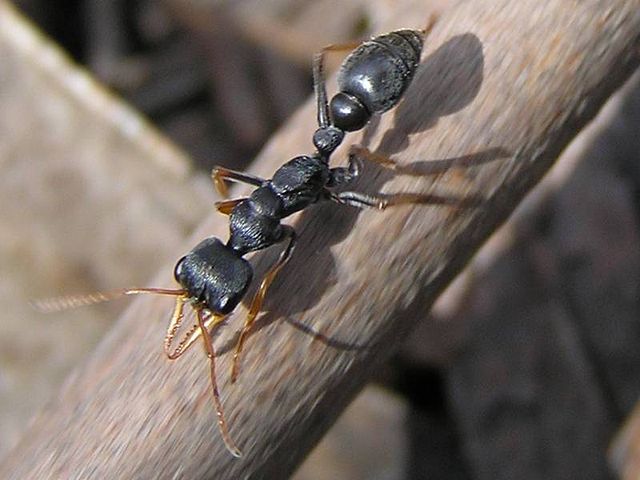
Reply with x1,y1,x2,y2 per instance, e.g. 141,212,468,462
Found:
312,40,362,129
349,145,403,171
330,190,461,210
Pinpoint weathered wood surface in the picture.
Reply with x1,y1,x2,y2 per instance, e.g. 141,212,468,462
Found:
0,0,211,460
612,399,640,479
2,1,640,478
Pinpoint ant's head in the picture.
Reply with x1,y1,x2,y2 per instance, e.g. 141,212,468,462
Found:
173,238,253,315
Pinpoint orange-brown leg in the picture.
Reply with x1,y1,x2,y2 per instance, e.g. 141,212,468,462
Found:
230,226,296,383
322,40,362,53
421,13,439,37
196,309,242,457
349,144,401,171
215,198,246,216
211,166,264,198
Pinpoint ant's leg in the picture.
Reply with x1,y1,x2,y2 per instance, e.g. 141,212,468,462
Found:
312,41,361,128
349,144,402,171
231,226,296,383
421,13,439,37
331,190,460,210
215,198,247,216
211,166,265,198
313,49,330,128
329,143,421,189
327,150,363,187
196,309,242,457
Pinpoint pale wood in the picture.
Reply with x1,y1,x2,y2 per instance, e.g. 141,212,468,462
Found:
0,0,210,460
611,400,640,478
2,1,640,478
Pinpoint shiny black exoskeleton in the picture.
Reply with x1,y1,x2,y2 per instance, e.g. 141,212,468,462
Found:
174,237,252,315
175,29,425,320
330,29,424,132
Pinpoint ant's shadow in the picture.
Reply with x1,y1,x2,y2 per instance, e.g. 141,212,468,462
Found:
228,33,503,350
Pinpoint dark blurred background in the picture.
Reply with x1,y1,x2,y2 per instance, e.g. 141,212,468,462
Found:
14,0,316,172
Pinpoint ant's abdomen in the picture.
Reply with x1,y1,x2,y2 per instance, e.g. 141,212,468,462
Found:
337,29,423,115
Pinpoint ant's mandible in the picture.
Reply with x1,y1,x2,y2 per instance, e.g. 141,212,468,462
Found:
37,23,440,458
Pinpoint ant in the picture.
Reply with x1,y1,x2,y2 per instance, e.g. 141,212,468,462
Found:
36,23,441,458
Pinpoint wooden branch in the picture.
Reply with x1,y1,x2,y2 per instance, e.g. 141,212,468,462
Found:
2,1,640,478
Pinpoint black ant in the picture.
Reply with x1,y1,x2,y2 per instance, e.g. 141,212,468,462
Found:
36,23,441,458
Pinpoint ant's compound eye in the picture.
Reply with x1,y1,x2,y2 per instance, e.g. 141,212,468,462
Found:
173,256,186,282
